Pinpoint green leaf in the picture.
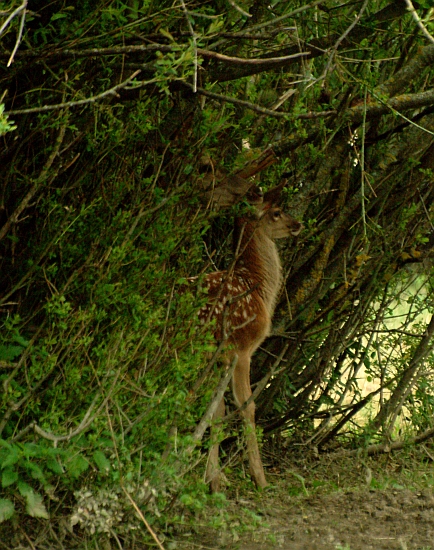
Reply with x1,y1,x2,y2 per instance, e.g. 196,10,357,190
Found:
66,454,89,479
51,13,68,21
24,461,47,483
46,458,64,475
92,450,111,474
207,18,223,35
17,481,49,518
0,345,24,361
0,499,15,523
159,28,176,42
13,334,29,347
0,446,20,468
1,468,18,488
17,480,32,497
25,491,49,519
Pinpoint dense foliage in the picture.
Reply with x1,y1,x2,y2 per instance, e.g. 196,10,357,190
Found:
1,0,434,546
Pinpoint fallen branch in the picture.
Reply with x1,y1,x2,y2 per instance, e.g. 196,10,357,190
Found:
331,425,434,457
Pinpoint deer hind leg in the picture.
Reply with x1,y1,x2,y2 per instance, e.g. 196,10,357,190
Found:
232,351,267,489
205,395,226,493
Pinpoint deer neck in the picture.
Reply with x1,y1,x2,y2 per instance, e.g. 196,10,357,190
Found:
234,219,282,315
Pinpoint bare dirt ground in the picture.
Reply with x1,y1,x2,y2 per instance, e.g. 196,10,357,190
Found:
236,488,434,550
182,451,434,550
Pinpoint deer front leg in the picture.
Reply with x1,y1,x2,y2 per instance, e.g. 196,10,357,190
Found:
232,351,267,489
205,396,226,493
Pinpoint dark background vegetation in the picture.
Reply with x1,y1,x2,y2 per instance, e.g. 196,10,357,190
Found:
1,0,434,547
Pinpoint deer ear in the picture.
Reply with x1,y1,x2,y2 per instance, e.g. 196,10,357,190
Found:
199,175,265,211
246,185,264,205
261,179,287,209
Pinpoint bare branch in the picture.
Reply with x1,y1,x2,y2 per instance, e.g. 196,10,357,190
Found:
322,0,369,78
370,314,434,431
12,333,125,444
404,0,434,44
332,425,434,457
5,70,142,115
122,488,166,550
226,0,251,18
182,81,335,119
225,0,326,36
6,0,27,67
0,0,27,39
180,0,198,92
188,356,238,448
348,87,434,126
198,48,310,65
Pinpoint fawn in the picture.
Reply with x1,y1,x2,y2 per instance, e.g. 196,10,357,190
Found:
197,184,302,491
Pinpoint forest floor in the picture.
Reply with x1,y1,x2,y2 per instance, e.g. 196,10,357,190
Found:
3,446,434,549
176,448,434,550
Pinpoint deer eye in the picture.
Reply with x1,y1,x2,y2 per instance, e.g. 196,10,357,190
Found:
273,210,281,220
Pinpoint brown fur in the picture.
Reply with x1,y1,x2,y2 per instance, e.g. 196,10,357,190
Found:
200,205,302,491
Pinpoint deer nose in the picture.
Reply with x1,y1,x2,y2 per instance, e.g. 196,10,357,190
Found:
291,222,303,236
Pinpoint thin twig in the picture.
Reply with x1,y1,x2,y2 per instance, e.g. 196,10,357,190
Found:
211,0,326,45
404,0,434,44
227,0,252,18
322,0,369,77
7,0,27,66
418,189,434,232
122,487,166,550
5,70,142,115
0,0,27,39
360,85,368,241
180,0,198,92
182,81,335,119
11,331,125,444
187,356,238,450
109,530,123,550
0,113,68,241
198,48,310,65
